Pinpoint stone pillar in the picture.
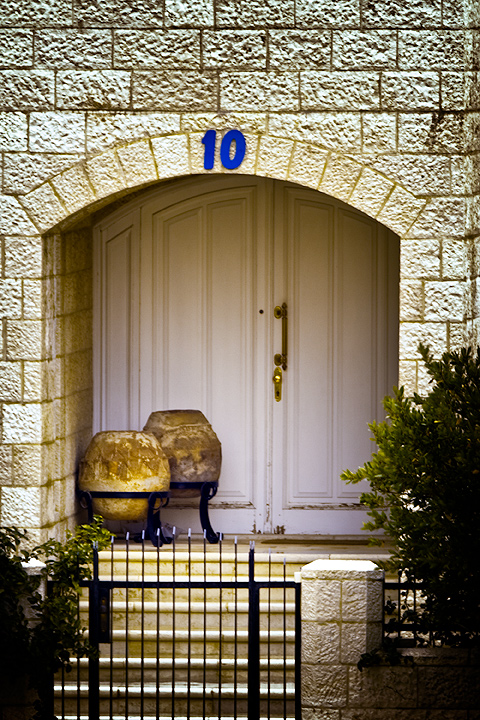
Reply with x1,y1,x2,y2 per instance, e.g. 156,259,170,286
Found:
300,559,384,717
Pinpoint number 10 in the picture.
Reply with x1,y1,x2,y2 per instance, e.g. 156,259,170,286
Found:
202,129,246,170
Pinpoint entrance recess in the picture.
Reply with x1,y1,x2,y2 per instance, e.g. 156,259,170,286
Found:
93,176,399,535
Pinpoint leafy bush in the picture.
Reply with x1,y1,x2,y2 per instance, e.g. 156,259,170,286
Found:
342,344,480,645
0,517,112,719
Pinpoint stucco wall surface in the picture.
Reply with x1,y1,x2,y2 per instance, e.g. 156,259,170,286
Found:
0,0,479,536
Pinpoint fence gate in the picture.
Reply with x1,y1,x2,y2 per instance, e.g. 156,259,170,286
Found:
54,533,301,720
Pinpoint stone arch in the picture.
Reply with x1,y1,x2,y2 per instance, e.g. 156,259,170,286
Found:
1,130,427,238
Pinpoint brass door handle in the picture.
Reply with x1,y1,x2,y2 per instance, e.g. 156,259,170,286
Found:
273,366,282,402
274,303,288,370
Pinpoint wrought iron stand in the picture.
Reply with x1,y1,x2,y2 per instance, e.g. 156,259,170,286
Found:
78,481,220,546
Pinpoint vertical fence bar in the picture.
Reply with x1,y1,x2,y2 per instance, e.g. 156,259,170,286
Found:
141,530,145,720
218,534,223,720
172,527,176,720
203,530,207,720
125,532,130,720
156,528,161,720
76,553,81,720
247,542,260,720
234,536,238,720
267,549,272,720
88,541,100,720
283,556,287,720
187,528,192,720
294,576,302,720
397,570,402,644
110,536,114,720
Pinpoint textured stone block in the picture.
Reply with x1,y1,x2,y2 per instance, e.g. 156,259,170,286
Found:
368,154,452,195
51,164,96,214
348,665,417,708
408,198,466,238
399,359,418,394
257,135,294,179
348,167,394,217
57,70,131,110
0,446,13,485
0,29,33,67
221,72,298,111
86,149,126,199
6,320,44,361
288,143,328,188
441,72,467,111
399,30,465,70
341,578,383,622
4,236,43,278
35,29,112,68
442,238,468,280
0,195,37,234
302,621,340,664
0,280,22,318
362,0,441,27
19,183,66,233
114,30,200,68
134,71,217,111
269,30,330,69
377,186,426,237
0,70,54,110
152,134,190,178
296,0,360,27
424,280,466,322
269,112,362,151
362,113,396,152
23,280,43,320
398,112,464,154
73,0,163,26
302,665,348,708
3,152,83,195
216,0,294,27
381,72,439,110
0,361,22,401
202,31,266,69
165,0,214,26
23,361,44,402
319,154,363,202
303,709,340,720
29,112,86,153
399,321,447,358
65,351,92,395
302,72,380,110
302,579,342,621
181,112,267,133
340,621,382,663
333,31,396,68
86,111,180,153
0,0,72,26
0,112,28,151
117,139,158,186
400,280,424,321
2,403,43,444
0,486,43,526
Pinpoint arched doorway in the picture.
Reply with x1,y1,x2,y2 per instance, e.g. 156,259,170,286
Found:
93,175,399,535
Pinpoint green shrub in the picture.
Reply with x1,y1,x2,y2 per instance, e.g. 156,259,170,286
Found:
342,344,480,645
0,517,112,719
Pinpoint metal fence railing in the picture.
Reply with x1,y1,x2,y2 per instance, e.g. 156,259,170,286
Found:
54,531,301,720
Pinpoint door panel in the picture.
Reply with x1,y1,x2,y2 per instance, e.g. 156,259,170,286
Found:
94,176,399,535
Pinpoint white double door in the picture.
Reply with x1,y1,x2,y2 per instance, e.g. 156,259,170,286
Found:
94,175,399,535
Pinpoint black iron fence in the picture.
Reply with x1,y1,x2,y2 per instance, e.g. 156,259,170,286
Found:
54,532,301,720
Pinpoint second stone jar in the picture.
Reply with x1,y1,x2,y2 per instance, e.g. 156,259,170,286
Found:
143,410,222,497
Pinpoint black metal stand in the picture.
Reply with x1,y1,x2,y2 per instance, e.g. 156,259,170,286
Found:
77,482,220,546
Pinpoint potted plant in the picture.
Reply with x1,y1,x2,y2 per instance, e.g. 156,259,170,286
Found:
342,344,480,646
0,516,111,720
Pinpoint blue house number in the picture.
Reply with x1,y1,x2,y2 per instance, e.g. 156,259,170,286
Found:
202,129,246,170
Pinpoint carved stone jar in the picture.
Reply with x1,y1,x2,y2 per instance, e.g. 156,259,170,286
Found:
143,410,222,497
78,431,170,521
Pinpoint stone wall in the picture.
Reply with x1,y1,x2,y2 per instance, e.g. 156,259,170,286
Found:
0,0,479,536
300,559,480,718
